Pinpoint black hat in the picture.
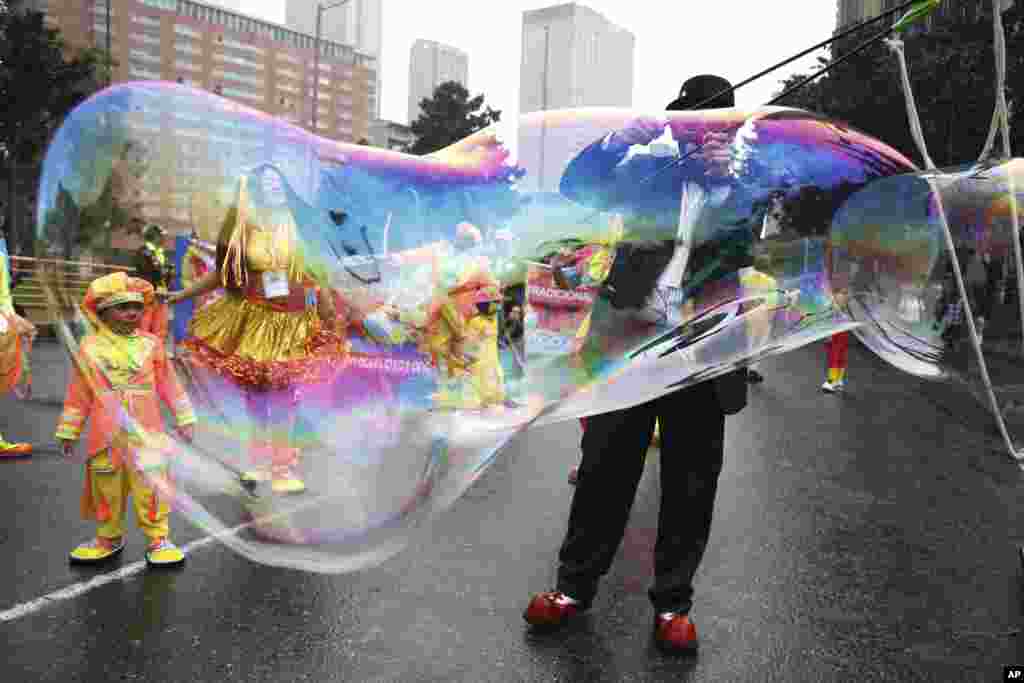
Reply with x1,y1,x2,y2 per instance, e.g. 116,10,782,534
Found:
667,74,734,111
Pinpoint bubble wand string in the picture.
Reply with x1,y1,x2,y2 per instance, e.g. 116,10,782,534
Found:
620,0,941,195
686,0,932,112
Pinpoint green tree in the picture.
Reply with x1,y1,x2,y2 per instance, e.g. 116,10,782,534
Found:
771,7,1024,168
407,80,501,155
0,0,111,254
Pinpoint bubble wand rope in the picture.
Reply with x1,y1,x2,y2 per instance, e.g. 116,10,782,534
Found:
627,0,941,193
688,0,929,112
879,0,1021,461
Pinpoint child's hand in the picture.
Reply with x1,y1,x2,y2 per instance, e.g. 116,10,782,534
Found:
59,440,75,458
176,425,194,443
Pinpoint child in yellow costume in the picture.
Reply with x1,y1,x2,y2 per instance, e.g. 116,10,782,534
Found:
57,273,196,566
0,238,35,456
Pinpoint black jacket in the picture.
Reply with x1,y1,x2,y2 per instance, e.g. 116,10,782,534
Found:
559,136,751,415
135,243,173,289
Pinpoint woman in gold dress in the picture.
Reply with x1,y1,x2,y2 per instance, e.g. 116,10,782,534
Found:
168,170,346,494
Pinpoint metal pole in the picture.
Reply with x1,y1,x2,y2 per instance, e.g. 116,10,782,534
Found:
312,3,322,132
106,0,111,85
538,25,550,192
311,0,352,135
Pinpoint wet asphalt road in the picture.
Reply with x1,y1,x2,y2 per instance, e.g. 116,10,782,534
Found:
1,339,1024,682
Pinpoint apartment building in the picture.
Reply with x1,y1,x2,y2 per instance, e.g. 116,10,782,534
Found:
286,0,382,119
26,0,378,238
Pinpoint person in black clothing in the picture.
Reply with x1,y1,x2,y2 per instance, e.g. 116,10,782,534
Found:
523,75,750,654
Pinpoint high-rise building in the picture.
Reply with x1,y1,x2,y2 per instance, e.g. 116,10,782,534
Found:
519,3,635,114
407,39,469,125
285,0,382,119
836,0,1015,32
28,0,378,237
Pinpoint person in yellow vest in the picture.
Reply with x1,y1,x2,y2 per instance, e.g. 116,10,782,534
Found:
0,238,35,456
57,273,196,566
135,224,174,349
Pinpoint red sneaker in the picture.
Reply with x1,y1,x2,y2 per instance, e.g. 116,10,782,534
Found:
523,591,585,628
653,612,698,654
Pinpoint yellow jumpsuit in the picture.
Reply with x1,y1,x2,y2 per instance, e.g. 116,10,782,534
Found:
56,332,196,541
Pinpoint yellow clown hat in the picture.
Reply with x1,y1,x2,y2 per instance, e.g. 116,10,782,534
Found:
450,268,503,305
82,272,154,328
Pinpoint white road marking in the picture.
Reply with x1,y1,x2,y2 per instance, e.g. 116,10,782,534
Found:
0,492,333,624
0,531,221,623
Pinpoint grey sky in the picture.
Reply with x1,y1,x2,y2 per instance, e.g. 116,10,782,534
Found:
235,1,837,124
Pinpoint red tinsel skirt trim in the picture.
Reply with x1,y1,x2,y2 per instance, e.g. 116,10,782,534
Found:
183,329,348,392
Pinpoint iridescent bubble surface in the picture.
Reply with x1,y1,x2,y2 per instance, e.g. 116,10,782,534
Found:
832,159,1024,452
35,82,922,572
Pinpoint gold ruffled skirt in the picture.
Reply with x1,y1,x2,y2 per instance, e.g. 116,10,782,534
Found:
183,293,347,391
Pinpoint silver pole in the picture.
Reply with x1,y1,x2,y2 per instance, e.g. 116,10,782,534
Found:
106,0,111,85
312,4,322,132
311,0,353,135
538,25,550,192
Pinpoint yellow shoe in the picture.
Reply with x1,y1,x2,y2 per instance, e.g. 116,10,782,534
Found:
0,440,32,457
69,537,125,564
271,476,306,495
146,538,185,567
240,469,271,483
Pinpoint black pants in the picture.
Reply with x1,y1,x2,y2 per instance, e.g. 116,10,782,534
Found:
556,379,726,614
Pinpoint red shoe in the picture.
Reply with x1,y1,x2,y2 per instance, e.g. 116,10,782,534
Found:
523,591,585,628
653,612,698,654
567,466,579,486
0,441,32,457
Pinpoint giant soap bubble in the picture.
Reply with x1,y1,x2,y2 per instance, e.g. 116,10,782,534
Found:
832,159,1024,454
35,82,918,572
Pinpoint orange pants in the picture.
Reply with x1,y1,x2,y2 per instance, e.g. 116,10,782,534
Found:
140,303,169,343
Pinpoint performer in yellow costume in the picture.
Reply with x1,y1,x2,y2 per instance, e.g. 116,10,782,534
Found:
0,238,35,456
391,222,509,410
433,269,507,410
57,273,195,566
169,172,345,494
